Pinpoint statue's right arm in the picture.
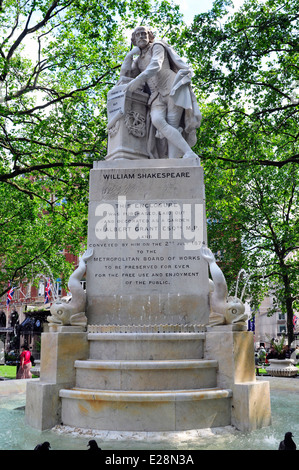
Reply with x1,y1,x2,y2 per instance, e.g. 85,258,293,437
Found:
120,46,141,77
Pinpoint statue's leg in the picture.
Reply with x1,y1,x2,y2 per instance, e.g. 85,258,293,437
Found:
150,103,192,158
166,100,184,159
151,99,199,159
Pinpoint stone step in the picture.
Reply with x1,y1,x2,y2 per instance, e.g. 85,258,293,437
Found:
74,359,218,390
59,387,232,432
88,332,206,361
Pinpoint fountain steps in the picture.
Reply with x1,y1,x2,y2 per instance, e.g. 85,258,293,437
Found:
88,332,206,360
74,359,218,390
60,387,233,401
59,331,233,431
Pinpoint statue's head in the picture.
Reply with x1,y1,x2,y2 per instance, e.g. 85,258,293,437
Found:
225,297,245,323
131,26,155,49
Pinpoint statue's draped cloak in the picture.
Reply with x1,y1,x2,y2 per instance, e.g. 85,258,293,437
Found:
133,40,202,159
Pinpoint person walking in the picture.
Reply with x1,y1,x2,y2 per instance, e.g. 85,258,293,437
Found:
16,344,32,379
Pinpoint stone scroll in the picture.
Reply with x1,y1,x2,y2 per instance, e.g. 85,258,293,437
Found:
106,83,150,161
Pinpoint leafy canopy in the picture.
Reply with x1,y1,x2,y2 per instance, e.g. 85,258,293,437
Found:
0,0,184,297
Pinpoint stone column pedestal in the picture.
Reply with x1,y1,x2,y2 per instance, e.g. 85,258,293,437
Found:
205,326,271,432
25,330,88,431
87,158,209,326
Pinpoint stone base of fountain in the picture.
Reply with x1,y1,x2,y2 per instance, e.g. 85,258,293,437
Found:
25,325,272,433
267,359,298,377
25,158,272,434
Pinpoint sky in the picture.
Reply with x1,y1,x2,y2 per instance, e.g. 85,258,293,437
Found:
175,0,214,23
175,0,245,23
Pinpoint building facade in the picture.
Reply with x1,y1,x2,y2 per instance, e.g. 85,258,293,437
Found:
0,251,79,362
249,296,299,348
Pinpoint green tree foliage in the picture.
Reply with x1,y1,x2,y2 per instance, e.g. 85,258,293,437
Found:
179,0,299,344
181,0,299,168
204,161,299,345
2,0,298,347
0,0,183,297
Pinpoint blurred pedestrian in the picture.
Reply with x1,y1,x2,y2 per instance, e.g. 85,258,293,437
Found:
16,344,32,379
266,346,277,360
254,353,260,376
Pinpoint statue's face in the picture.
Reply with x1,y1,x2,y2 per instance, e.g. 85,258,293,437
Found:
134,27,150,49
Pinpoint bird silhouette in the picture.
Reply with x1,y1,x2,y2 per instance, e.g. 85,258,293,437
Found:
278,432,296,450
34,441,51,451
87,440,101,451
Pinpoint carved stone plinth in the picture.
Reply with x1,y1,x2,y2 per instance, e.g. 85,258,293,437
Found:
106,84,150,160
25,331,88,430
205,328,272,432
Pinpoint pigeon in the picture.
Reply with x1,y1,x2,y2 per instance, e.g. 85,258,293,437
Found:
87,439,101,451
34,441,51,451
278,432,296,450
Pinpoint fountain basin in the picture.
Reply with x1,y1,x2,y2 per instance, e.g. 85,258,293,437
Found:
267,359,298,377
1,377,298,450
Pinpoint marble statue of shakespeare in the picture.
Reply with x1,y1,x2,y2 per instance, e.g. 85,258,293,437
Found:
120,26,202,160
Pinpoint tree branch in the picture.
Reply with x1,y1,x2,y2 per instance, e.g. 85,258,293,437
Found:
201,153,299,168
0,161,93,183
3,64,121,114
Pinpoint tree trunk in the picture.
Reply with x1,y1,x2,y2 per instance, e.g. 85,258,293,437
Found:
282,272,295,346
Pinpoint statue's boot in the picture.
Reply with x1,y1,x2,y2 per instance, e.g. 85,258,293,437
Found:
159,122,200,162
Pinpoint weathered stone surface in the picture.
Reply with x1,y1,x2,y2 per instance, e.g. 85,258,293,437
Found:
25,381,63,431
205,327,271,432
88,332,205,361
106,87,150,161
25,331,88,431
87,158,209,325
232,381,271,432
39,332,88,384
59,387,232,432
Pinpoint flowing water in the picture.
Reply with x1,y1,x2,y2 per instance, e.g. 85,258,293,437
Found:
0,378,298,451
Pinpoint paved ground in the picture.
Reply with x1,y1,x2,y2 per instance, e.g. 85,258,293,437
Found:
0,378,39,396
256,375,299,392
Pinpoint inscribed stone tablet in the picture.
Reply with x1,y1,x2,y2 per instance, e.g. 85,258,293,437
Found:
87,159,210,326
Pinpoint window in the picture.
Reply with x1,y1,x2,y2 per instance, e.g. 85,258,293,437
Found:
56,279,62,296
278,325,286,334
38,281,45,297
